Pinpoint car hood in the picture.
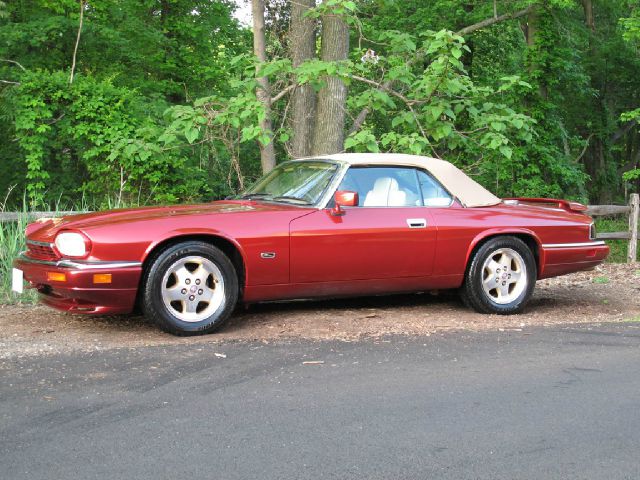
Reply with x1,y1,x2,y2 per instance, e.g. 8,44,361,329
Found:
27,201,306,239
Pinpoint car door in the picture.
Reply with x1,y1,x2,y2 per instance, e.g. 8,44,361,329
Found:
289,166,438,284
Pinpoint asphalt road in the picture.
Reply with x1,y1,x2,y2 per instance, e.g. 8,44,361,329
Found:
2,323,640,480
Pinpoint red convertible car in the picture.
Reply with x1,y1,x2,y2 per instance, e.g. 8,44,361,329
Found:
13,153,608,335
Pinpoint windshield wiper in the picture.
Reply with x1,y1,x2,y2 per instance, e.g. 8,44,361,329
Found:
271,196,312,205
239,193,311,204
239,193,273,200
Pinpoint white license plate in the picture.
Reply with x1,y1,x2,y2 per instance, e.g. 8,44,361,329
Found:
11,268,24,294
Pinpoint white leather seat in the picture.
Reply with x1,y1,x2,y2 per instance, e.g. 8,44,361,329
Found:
364,177,407,206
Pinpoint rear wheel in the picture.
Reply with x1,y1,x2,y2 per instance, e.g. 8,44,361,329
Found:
141,241,238,335
461,236,536,314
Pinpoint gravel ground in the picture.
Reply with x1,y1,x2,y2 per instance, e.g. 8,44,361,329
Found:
1,263,639,360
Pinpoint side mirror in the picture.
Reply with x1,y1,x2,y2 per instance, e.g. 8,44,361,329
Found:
331,190,358,216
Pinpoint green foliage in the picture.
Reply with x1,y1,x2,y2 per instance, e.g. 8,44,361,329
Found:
0,192,37,303
620,4,640,186
0,217,37,304
0,0,248,208
360,0,639,201
10,70,207,206
342,29,543,196
306,0,359,21
1,0,639,208
621,1,640,43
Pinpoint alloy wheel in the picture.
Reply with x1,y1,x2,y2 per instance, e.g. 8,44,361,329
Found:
160,255,225,322
480,248,528,305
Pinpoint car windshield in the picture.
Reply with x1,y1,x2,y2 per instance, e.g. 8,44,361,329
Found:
239,161,339,205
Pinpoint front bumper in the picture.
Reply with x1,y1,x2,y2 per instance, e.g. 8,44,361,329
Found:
13,254,143,314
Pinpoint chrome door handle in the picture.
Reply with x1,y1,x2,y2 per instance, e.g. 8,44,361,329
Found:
406,218,427,228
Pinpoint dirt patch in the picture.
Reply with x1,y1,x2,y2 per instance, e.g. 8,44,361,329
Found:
1,263,639,359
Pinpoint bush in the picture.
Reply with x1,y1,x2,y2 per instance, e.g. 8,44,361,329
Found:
8,70,210,208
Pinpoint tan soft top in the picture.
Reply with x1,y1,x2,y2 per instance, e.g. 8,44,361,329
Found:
311,153,501,208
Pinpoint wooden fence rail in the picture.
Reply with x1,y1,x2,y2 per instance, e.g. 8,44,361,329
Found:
587,193,639,263
0,211,87,222
0,193,638,262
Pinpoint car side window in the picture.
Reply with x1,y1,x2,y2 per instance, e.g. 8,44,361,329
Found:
416,170,452,207
337,166,421,207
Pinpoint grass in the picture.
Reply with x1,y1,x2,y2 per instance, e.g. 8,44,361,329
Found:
0,191,139,304
0,204,37,304
595,217,639,264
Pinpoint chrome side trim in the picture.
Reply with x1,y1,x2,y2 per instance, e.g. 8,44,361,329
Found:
542,241,606,249
59,260,143,270
17,253,142,270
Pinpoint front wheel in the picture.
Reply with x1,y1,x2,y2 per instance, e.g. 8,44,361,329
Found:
141,241,239,335
461,236,536,315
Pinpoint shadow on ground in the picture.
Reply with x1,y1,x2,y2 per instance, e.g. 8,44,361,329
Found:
1,263,638,359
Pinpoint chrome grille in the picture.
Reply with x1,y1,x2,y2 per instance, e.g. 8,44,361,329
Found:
26,240,58,261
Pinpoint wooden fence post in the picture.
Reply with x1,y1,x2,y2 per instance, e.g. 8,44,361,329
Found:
629,193,639,263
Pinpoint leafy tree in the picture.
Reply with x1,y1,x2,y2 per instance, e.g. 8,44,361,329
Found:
0,0,248,207
1,0,639,208
620,1,640,188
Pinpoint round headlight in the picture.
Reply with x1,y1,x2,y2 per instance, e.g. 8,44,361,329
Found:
54,232,89,257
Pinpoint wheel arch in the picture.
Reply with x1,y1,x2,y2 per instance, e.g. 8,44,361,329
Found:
465,229,542,277
141,232,248,293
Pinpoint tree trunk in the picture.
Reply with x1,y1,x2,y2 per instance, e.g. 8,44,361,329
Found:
524,5,547,99
69,0,85,84
252,0,276,173
311,13,349,155
525,8,537,48
581,0,595,31
290,0,316,158
160,0,171,28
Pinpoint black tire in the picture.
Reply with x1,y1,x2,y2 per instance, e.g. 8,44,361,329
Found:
461,236,536,315
141,241,239,335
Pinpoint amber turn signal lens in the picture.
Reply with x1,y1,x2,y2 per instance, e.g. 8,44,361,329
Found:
46,272,67,282
93,273,112,284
